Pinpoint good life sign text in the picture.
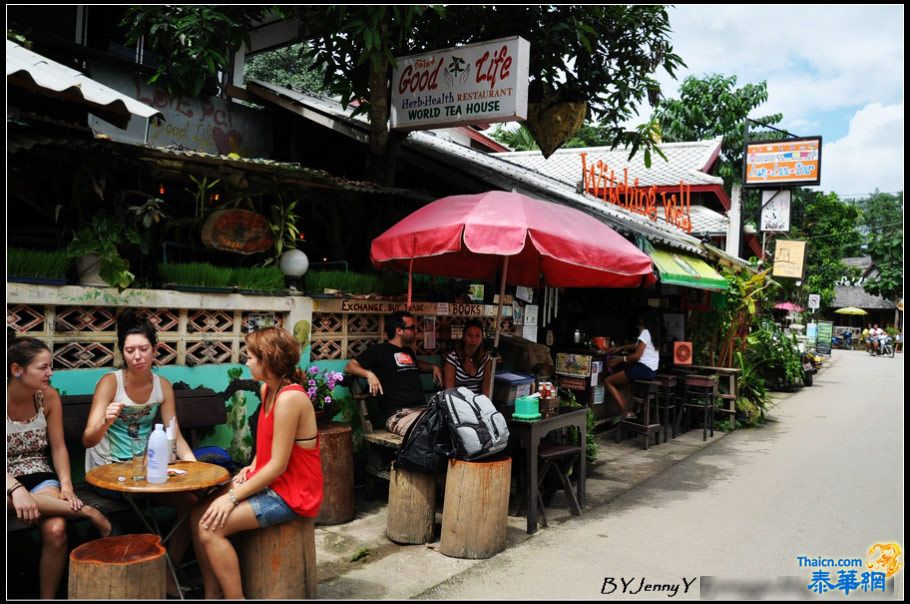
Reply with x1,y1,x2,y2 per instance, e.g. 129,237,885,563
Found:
391,36,530,131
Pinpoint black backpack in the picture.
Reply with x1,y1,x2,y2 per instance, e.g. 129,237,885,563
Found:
395,401,454,474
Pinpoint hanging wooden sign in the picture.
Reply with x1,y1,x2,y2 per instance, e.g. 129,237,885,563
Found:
201,209,273,254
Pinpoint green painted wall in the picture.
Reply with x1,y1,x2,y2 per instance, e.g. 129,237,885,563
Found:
51,354,439,458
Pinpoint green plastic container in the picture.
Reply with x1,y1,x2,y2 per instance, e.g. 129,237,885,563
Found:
512,395,541,420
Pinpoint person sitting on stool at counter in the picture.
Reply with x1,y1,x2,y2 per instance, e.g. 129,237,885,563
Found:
344,311,442,437
604,314,659,420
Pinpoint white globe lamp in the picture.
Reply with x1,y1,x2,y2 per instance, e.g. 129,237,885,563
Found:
280,249,309,292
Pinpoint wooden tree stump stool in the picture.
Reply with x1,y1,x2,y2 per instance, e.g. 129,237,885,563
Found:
316,422,355,525
387,462,436,544
68,534,166,599
439,456,511,559
238,515,317,599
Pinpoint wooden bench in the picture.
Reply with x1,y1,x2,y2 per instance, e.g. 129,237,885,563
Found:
7,385,227,534
346,377,404,499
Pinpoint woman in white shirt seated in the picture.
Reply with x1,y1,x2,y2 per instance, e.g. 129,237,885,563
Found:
604,315,659,419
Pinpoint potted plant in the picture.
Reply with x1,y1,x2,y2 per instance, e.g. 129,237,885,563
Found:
66,215,136,290
303,365,345,425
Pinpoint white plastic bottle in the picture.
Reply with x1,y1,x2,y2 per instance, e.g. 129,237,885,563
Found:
146,423,169,484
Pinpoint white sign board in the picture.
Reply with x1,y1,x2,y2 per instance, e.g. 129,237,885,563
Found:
761,190,791,232
808,294,820,310
391,36,529,131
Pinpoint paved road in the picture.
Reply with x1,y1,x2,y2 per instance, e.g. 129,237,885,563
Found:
422,350,904,600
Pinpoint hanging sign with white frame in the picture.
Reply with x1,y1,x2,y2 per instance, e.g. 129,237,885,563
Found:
391,36,530,131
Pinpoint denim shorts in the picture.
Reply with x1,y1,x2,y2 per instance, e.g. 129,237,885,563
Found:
625,362,657,382
30,479,61,494
246,488,297,528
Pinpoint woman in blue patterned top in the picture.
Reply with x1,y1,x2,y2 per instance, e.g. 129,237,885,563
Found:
444,319,493,397
82,310,196,597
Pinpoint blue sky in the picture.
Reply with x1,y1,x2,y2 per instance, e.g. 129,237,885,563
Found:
657,4,904,199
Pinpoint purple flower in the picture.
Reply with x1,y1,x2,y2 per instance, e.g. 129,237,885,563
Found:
308,379,317,387
308,366,319,375
307,388,317,398
324,396,332,404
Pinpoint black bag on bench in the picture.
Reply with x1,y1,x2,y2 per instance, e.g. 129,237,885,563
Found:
396,401,453,474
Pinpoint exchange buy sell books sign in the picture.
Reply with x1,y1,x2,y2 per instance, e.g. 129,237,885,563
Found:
391,36,530,131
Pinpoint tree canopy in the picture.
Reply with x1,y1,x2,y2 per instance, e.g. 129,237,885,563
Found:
123,5,685,184
653,74,783,189
853,190,903,301
775,189,859,309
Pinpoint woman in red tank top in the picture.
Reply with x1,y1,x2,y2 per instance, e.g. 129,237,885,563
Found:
190,327,323,599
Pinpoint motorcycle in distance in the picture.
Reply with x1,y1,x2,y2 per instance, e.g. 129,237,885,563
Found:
800,350,822,386
831,330,854,350
869,335,896,358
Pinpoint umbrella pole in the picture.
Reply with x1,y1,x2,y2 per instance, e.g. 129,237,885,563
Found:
489,256,509,383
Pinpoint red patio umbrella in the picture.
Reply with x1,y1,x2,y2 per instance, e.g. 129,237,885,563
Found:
773,302,804,312
371,190,656,375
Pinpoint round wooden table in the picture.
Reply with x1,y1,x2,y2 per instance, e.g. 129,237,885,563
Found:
85,460,230,494
85,460,230,599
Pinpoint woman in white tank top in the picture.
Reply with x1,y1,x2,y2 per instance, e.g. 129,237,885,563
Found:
82,311,197,597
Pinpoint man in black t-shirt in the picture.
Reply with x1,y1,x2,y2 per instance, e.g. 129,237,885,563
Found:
344,311,442,436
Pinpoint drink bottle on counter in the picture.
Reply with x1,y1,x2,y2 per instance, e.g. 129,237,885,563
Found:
146,423,169,484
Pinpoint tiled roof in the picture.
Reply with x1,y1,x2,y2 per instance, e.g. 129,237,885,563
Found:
686,205,729,235
842,256,873,271
7,128,428,199
243,82,751,264
832,285,895,309
496,139,724,189
6,40,161,121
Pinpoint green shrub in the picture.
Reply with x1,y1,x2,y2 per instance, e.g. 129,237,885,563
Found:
8,248,72,279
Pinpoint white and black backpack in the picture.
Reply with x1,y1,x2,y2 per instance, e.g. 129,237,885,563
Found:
437,387,509,461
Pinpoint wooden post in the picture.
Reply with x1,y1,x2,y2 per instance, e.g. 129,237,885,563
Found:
439,457,511,559
316,422,355,525
239,516,317,599
68,534,166,599
387,463,436,544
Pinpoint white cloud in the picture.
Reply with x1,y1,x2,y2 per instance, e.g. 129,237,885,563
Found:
662,5,905,133
820,102,904,197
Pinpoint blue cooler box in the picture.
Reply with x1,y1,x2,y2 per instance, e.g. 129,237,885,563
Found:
493,371,535,410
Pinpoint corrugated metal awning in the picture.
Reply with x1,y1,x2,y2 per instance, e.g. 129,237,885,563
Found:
7,40,162,127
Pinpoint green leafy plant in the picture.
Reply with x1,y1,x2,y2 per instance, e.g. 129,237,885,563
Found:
557,387,597,464
66,215,136,290
186,175,220,220
8,248,72,279
267,195,301,264
745,326,804,391
127,196,168,255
